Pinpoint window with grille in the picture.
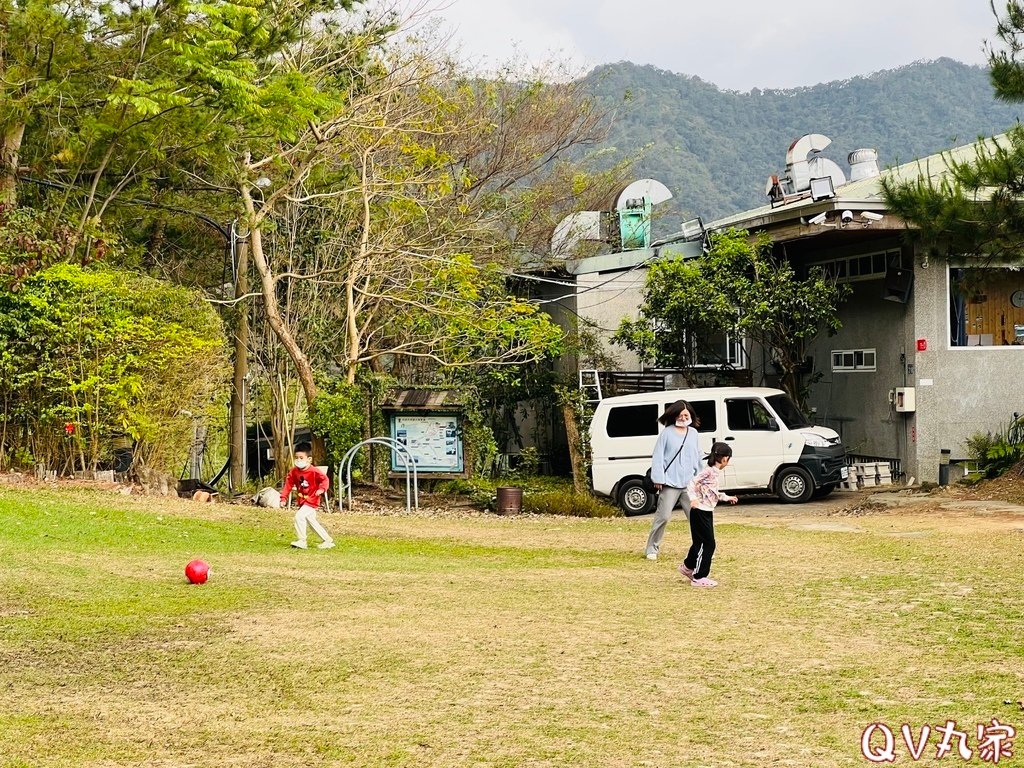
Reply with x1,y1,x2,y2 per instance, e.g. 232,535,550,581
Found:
831,349,876,372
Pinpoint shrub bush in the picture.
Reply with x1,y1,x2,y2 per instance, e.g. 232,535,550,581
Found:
0,263,226,474
436,476,618,517
309,380,365,470
966,414,1024,478
521,489,619,518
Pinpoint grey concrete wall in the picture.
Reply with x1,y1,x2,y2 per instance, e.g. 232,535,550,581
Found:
804,278,914,464
802,255,1024,483
907,259,1023,482
576,269,649,371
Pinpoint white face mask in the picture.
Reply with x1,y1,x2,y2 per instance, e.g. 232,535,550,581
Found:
294,459,309,470
676,416,691,428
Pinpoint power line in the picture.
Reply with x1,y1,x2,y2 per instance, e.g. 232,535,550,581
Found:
400,246,659,304
399,249,579,288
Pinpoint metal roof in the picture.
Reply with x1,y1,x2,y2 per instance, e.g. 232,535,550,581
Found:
707,134,1008,233
566,238,704,275
384,390,464,410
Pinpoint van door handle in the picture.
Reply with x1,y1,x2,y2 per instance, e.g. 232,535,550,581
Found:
724,436,735,441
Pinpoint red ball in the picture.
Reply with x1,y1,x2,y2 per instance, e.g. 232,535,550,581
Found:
185,559,210,585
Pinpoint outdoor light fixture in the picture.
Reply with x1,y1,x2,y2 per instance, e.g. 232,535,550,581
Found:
809,176,835,201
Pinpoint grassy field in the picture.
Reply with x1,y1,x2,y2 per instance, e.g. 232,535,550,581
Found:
1,486,1022,767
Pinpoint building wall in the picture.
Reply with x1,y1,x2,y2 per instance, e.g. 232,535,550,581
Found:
908,258,1023,482
567,238,1023,484
801,254,1024,483
576,269,648,371
804,277,914,465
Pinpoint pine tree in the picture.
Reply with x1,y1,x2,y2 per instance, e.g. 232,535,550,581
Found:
881,2,1024,260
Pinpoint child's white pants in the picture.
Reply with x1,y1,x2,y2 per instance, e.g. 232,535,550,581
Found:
294,504,333,546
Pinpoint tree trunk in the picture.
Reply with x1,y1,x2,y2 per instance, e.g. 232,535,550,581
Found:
242,187,324,464
780,366,801,407
346,156,372,384
562,402,587,494
245,205,317,408
345,273,359,384
269,372,291,482
145,217,167,272
229,238,250,491
0,122,25,205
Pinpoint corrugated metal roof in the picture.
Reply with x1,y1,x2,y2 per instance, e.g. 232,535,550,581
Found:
708,134,1008,232
385,390,464,410
567,238,704,275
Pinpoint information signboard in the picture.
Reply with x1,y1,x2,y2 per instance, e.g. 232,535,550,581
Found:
389,413,464,473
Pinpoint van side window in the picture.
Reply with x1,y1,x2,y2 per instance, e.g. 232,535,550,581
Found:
726,399,776,431
606,404,659,437
670,400,716,432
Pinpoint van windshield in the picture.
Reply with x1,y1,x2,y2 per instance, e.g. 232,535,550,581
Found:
765,394,812,429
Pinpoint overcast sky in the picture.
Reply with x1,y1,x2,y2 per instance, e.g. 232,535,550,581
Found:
412,1,997,91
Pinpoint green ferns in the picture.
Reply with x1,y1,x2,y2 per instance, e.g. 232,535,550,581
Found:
966,413,1024,478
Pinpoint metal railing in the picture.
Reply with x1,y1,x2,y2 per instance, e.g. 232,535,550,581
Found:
338,438,419,513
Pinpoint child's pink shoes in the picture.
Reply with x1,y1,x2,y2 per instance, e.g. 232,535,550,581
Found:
690,577,718,588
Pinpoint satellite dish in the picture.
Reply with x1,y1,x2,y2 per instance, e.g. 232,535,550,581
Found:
615,178,672,210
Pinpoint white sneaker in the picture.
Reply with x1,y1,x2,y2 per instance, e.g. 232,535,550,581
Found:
645,553,657,561
290,540,308,549
318,541,335,550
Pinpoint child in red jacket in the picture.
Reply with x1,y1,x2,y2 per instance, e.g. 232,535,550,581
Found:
280,445,334,550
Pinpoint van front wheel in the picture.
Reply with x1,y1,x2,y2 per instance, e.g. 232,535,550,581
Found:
616,478,657,516
775,466,814,503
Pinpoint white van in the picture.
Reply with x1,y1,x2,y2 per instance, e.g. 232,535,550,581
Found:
589,387,847,514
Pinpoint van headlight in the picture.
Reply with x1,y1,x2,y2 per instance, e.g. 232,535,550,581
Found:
803,434,830,448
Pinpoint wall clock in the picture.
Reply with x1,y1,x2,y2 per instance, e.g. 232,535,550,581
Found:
1012,290,1024,308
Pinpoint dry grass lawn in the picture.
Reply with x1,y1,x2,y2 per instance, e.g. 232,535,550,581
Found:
1,485,1022,767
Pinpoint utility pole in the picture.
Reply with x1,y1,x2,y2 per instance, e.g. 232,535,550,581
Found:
229,221,250,492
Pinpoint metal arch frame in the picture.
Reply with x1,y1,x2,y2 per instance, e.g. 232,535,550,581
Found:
339,438,419,513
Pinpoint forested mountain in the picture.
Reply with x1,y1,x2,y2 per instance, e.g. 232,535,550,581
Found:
581,58,1024,226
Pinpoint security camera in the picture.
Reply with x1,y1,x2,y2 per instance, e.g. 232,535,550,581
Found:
861,211,884,221
808,212,828,225
841,210,854,223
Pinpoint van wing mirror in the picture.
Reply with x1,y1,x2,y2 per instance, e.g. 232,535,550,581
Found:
768,417,779,431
